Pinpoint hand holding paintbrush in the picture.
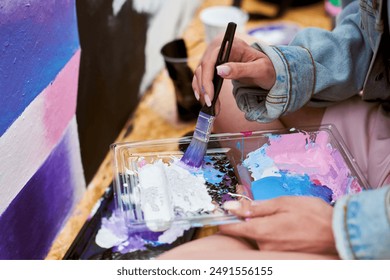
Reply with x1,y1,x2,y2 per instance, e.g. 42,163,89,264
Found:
180,22,237,169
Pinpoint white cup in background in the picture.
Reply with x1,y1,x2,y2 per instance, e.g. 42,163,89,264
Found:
200,6,249,43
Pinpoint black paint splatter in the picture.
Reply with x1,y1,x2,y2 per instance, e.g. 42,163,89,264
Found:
203,154,239,205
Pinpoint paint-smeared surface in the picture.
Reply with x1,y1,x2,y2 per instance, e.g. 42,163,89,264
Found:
69,128,364,259
63,184,196,260
99,154,237,250
202,156,239,204
243,130,362,203
126,154,238,224
95,209,192,252
0,119,85,260
64,153,239,259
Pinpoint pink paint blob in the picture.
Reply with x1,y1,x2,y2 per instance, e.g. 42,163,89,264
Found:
43,50,80,146
265,131,361,200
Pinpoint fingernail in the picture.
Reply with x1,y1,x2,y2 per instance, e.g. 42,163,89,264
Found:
245,217,251,222
223,200,241,210
204,95,212,107
217,65,231,76
194,90,200,100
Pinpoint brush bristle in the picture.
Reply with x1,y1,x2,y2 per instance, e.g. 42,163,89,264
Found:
180,112,214,169
179,137,208,169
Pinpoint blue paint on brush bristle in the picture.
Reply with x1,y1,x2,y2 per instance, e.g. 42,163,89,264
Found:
179,139,207,169
180,112,214,168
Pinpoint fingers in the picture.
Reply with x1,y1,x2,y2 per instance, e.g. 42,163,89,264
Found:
219,198,284,243
223,199,252,216
223,198,280,219
218,215,272,241
220,196,337,254
192,36,246,106
192,47,220,105
192,68,212,107
217,58,275,90
223,196,307,220
192,35,276,104
192,75,200,101
224,196,331,221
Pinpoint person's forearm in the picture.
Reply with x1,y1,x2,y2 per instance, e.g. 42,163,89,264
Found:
233,1,373,123
291,1,372,105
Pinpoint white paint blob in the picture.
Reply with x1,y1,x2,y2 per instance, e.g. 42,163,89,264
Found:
137,159,215,231
95,158,215,249
95,211,128,249
138,161,174,232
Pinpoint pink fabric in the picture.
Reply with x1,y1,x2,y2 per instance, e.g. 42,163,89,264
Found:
322,96,390,188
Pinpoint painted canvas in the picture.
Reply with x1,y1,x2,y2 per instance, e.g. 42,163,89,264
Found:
0,0,85,259
0,0,201,259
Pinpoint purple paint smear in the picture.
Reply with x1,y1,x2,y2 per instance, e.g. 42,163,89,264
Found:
97,154,239,253
96,210,163,254
0,130,77,260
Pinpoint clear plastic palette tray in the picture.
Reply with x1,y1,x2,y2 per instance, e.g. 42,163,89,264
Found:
111,125,368,232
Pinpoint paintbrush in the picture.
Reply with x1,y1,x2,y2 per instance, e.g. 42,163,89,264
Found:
180,22,237,169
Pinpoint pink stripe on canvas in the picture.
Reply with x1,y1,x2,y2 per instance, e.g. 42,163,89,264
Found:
43,49,81,146
0,50,81,214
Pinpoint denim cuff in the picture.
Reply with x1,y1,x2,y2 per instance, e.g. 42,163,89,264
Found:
232,42,315,122
333,186,390,259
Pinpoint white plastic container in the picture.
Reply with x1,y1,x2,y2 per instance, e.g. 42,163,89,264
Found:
199,6,249,43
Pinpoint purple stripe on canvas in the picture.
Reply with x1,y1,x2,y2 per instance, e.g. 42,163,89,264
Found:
0,130,79,260
0,51,80,214
0,0,79,136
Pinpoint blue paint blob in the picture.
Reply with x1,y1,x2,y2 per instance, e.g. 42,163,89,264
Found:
251,172,333,204
200,155,239,205
202,156,225,185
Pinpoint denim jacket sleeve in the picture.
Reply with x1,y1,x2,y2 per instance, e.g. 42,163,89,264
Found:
233,0,373,122
333,185,390,259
